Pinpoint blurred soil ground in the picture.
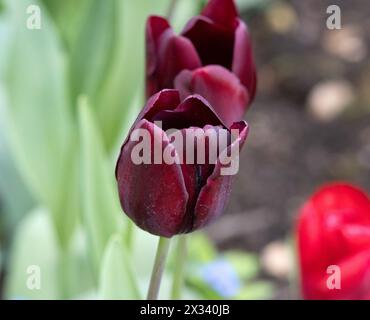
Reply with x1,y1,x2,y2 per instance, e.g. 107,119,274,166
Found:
207,0,370,299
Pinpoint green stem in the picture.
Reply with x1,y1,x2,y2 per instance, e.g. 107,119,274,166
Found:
147,237,171,300
171,236,187,299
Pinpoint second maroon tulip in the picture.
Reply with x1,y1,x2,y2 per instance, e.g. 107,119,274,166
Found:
146,0,256,127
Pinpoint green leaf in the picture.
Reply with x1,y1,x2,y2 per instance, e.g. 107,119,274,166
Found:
99,234,140,299
59,227,97,298
0,4,12,76
41,0,89,50
2,0,77,246
236,0,272,11
0,249,2,271
171,0,203,33
235,281,274,300
186,274,223,300
70,0,171,151
107,0,200,130
4,208,97,299
0,86,34,232
5,208,60,299
78,96,123,272
187,233,217,263
130,228,160,278
96,0,171,151
69,0,116,103
224,250,259,281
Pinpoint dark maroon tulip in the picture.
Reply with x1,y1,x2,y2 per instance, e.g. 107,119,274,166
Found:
115,90,249,237
146,0,256,127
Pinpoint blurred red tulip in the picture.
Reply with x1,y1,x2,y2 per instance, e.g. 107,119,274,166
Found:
115,90,249,237
297,183,370,300
146,0,256,127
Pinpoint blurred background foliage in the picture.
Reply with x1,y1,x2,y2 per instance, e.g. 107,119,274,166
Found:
0,0,272,299
2,0,368,300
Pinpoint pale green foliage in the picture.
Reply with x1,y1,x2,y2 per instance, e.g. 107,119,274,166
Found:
99,234,140,299
0,0,273,300
78,97,123,271
0,0,184,300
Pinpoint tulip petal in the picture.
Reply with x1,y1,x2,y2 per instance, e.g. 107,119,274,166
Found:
338,251,370,299
304,250,370,300
175,66,249,127
158,29,202,88
116,119,189,237
298,184,370,276
123,89,180,146
182,16,235,69
146,21,201,97
133,89,180,129
201,0,238,29
146,16,171,96
297,183,370,299
152,94,226,130
176,125,226,232
193,121,249,229
146,16,171,74
297,201,330,280
232,20,257,101
340,224,370,255
311,184,370,224
178,161,215,233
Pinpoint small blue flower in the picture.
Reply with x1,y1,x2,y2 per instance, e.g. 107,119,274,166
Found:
201,259,241,298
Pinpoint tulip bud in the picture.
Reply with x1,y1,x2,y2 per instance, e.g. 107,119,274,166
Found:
115,90,249,237
146,0,256,127
296,183,370,299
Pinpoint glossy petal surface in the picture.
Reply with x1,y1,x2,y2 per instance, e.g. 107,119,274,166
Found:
175,66,249,127
297,183,370,299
